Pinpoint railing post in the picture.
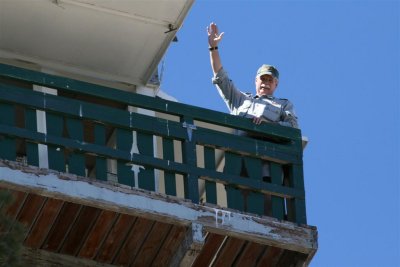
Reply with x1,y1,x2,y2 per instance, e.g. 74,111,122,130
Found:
163,137,177,196
46,112,65,172
25,108,39,166
270,162,285,220
204,146,217,204
288,163,307,224
0,102,15,161
181,117,199,203
94,123,107,181
66,118,85,177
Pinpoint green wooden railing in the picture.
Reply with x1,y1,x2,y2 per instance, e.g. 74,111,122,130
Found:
0,63,306,224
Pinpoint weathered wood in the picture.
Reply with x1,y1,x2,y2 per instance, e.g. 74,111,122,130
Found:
113,216,154,265
96,213,136,263
60,205,100,256
151,225,187,266
191,233,226,267
78,210,118,259
0,161,318,255
256,246,284,267
213,237,246,266
24,198,64,248
234,241,266,266
130,221,172,267
16,193,46,238
21,247,118,267
42,202,81,252
169,223,204,267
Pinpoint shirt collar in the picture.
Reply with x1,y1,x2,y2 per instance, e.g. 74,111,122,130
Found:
255,94,274,100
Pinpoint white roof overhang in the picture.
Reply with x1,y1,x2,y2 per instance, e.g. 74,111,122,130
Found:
0,0,194,86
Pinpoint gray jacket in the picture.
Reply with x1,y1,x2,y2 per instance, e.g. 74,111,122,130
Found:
212,68,299,128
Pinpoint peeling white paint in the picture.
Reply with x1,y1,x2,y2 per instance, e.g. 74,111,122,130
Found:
214,208,231,225
79,104,83,117
192,222,205,243
130,131,145,188
166,120,170,136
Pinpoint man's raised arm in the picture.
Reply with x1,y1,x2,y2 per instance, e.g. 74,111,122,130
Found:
207,22,224,75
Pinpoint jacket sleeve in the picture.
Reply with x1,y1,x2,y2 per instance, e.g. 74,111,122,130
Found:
212,68,246,114
279,100,299,128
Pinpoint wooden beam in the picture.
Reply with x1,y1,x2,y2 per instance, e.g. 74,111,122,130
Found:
169,223,205,267
0,160,317,256
21,247,117,267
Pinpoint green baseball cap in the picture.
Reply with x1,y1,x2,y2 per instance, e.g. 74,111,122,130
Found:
256,64,279,79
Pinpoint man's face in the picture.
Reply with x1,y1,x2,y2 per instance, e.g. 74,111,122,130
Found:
255,74,278,96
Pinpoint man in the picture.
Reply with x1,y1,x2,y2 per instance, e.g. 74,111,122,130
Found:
207,22,299,216
207,22,298,128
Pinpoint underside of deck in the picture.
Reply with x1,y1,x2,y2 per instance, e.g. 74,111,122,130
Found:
0,160,317,267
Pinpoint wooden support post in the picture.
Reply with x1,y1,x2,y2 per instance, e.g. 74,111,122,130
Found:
271,162,285,220
116,128,134,187
25,108,39,166
204,147,217,204
224,152,244,212
0,102,16,161
181,118,199,203
288,164,307,224
94,124,107,181
66,118,85,177
163,137,177,196
243,156,264,216
137,132,155,191
46,113,65,172
169,223,205,267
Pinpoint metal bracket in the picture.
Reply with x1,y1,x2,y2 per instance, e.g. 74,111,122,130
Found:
182,122,196,142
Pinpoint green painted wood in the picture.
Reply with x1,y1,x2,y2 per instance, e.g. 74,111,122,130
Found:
24,108,39,166
270,162,285,220
0,85,301,164
290,164,307,224
243,156,264,216
46,112,65,172
137,132,155,191
94,124,107,181
0,124,305,199
116,128,134,187
224,152,245,212
0,102,16,160
0,63,302,142
162,138,176,196
204,146,217,204
181,117,199,203
66,118,85,177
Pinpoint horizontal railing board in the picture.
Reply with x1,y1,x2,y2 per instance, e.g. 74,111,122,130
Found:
0,124,304,199
0,84,301,163
0,63,301,142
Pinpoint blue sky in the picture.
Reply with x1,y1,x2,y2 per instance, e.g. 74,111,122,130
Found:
161,1,399,266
